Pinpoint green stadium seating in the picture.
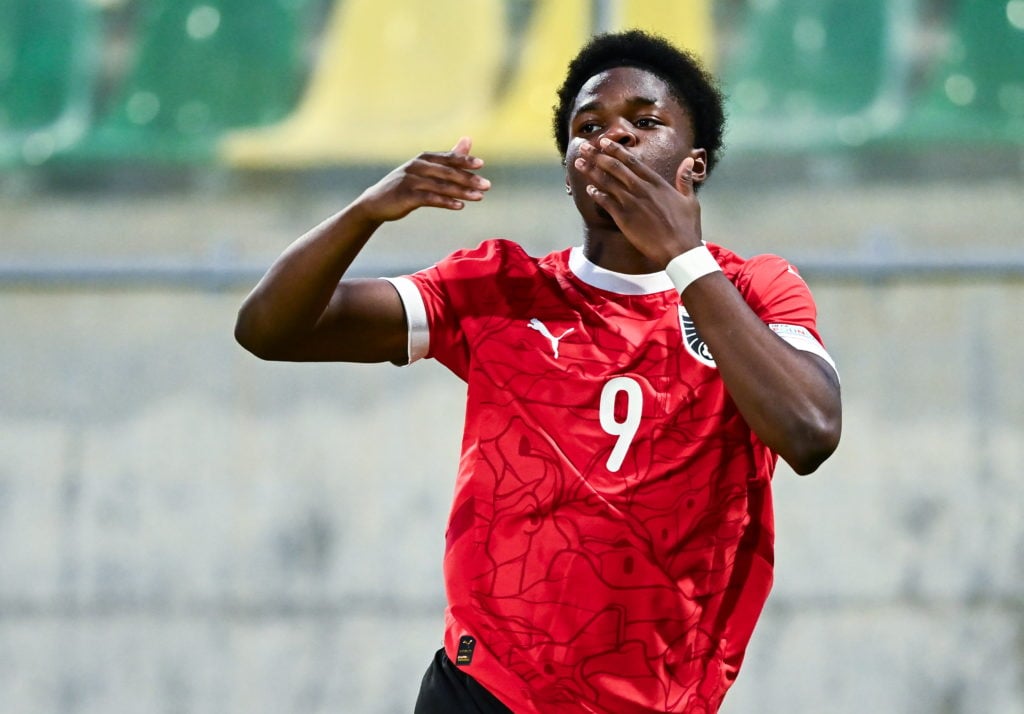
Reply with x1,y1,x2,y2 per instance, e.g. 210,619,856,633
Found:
57,0,312,165
0,0,98,167
886,0,1024,146
721,0,903,152
618,0,714,64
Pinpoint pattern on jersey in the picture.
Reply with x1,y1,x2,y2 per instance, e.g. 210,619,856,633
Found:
412,241,797,713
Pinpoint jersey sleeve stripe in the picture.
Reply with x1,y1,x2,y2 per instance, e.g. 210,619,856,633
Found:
769,323,839,378
382,276,429,364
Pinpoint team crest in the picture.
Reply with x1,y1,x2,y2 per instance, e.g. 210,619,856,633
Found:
679,307,716,368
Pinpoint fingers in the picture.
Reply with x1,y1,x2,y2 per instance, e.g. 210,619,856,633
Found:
451,136,473,156
575,143,627,198
413,160,490,191
595,137,658,178
573,139,659,200
427,134,489,176
583,182,616,216
403,139,491,211
441,136,484,171
405,173,489,212
674,156,696,197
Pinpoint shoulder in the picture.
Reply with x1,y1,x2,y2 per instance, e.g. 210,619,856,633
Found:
429,239,565,280
708,242,809,294
408,239,569,312
433,238,526,271
707,242,793,278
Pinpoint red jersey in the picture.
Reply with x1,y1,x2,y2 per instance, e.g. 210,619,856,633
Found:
387,239,835,713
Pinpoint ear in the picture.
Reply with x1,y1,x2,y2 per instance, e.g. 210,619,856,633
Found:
674,148,708,192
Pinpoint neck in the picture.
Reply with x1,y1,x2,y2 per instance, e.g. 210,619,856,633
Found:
582,227,663,275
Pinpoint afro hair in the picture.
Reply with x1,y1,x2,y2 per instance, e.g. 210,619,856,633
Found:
552,30,726,178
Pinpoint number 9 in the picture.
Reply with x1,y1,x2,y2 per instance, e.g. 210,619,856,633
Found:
599,376,643,473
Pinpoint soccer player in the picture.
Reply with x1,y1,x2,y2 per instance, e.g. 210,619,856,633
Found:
235,30,842,714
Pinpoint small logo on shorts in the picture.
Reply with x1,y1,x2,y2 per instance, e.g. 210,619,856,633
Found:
456,635,477,665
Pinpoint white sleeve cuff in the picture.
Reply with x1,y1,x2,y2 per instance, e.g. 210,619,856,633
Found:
769,323,839,378
382,277,429,364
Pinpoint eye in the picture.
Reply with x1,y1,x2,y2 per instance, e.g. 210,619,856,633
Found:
634,117,661,129
576,120,601,135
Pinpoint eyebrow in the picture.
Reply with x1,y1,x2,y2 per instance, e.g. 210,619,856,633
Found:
572,96,660,118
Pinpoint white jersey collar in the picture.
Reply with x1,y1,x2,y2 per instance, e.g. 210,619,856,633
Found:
568,246,676,295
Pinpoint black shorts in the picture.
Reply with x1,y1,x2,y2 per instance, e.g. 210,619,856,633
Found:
414,648,513,714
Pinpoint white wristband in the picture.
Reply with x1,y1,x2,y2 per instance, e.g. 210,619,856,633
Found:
665,245,721,294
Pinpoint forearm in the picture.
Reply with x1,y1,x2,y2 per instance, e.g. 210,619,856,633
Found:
681,273,842,474
234,202,381,358
235,139,491,362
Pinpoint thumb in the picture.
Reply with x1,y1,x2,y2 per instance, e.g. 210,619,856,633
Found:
452,136,473,155
674,156,695,196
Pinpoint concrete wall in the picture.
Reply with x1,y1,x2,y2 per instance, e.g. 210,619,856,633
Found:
2,169,1022,713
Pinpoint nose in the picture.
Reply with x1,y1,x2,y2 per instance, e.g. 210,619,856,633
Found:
601,119,636,147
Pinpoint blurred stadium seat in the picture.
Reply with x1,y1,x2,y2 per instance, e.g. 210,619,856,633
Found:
2,0,1021,172
720,0,907,152
470,0,714,162
221,0,507,167
619,0,714,64
0,0,99,167
461,0,591,161
55,0,311,165
883,0,1024,147
224,0,715,166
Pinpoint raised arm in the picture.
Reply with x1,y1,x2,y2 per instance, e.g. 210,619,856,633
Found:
676,266,842,475
576,139,842,474
234,138,490,364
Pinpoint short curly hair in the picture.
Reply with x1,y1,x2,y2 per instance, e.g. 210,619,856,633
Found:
552,30,726,178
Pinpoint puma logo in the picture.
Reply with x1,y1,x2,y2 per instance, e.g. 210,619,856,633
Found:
528,318,575,359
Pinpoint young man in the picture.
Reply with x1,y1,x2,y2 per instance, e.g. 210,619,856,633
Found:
236,30,842,714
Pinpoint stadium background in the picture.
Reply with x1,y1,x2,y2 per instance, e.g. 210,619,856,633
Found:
1,0,1022,712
